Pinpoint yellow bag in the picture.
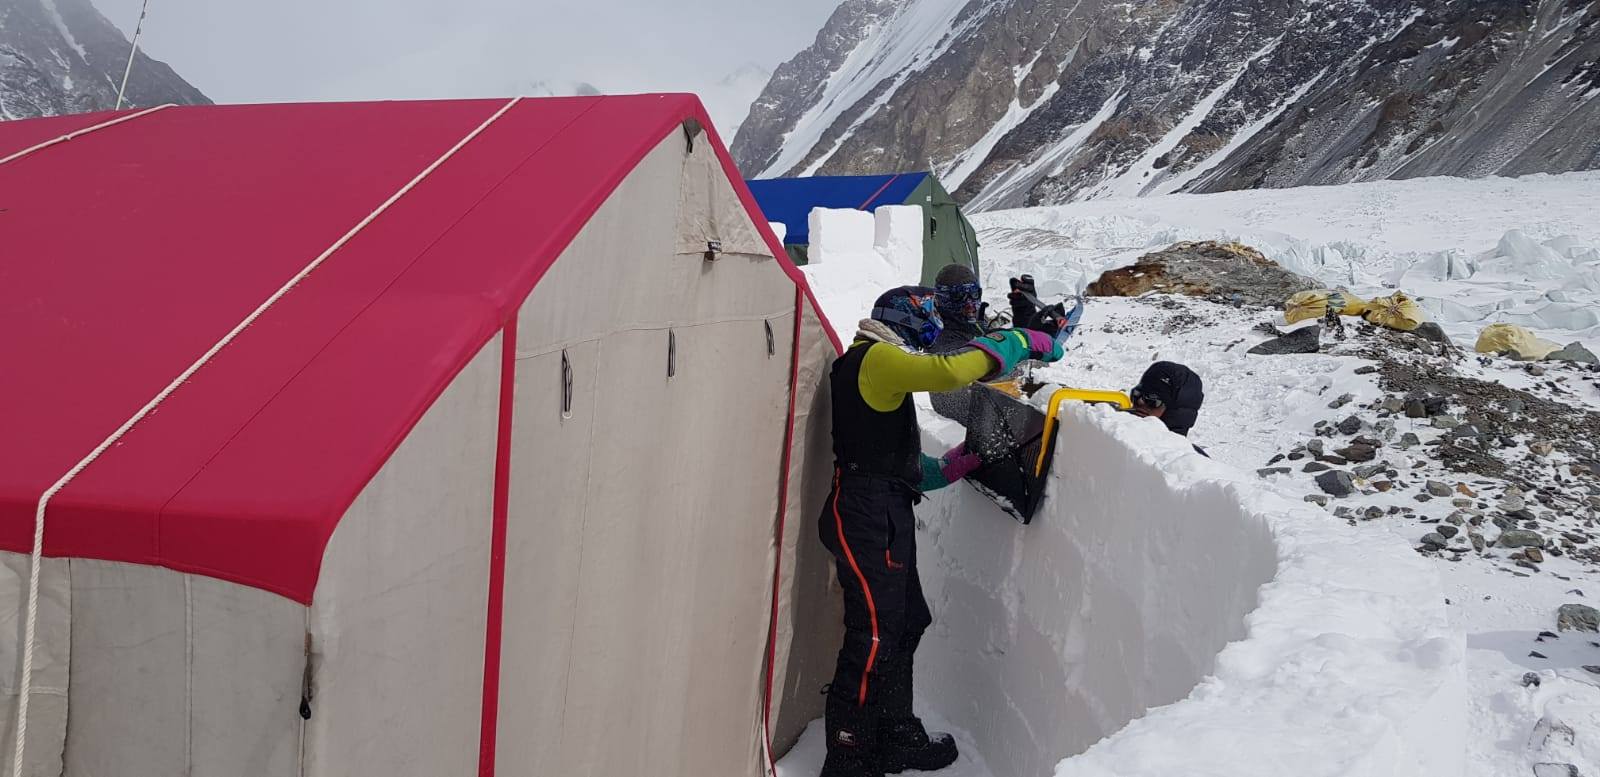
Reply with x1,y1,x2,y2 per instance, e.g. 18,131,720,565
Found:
1362,291,1426,332
1284,290,1369,324
1474,323,1561,360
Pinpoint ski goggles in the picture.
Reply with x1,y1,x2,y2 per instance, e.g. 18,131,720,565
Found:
936,282,983,322
1129,385,1166,410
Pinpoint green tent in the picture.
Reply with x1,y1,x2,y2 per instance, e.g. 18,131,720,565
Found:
745,172,980,285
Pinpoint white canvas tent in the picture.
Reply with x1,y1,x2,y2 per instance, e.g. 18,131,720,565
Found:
0,95,843,776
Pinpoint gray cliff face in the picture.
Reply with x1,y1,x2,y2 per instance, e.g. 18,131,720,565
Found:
734,0,1600,209
1,0,209,120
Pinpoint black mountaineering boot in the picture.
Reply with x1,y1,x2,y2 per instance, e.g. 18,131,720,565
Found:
879,717,958,774
821,691,883,777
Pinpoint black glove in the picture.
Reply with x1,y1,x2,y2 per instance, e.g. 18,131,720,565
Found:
1008,275,1039,325
1027,302,1068,337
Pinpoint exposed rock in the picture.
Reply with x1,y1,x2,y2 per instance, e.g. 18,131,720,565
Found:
1398,432,1421,449
1530,441,1555,457
1432,415,1461,429
1470,532,1486,552
1303,462,1331,473
1089,241,1316,307
1258,467,1291,477
1306,439,1325,456
1499,530,1547,549
1456,483,1477,498
1437,525,1459,540
1426,480,1452,497
1337,444,1377,463
1328,393,1354,409
1353,463,1388,479
1304,494,1330,507
1526,547,1546,563
1420,532,1447,549
1557,604,1600,633
1548,342,1598,365
1248,324,1322,356
1411,322,1451,345
1532,764,1579,777
1316,470,1356,498
1405,399,1428,418
1357,365,1381,376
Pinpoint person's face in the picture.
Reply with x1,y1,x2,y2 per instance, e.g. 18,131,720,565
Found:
1131,401,1166,419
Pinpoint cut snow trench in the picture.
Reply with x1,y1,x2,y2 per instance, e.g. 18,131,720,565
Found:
780,206,1463,777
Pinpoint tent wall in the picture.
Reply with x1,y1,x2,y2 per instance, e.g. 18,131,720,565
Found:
768,301,844,754
494,131,799,776
1,554,305,777
304,335,501,777
911,176,980,286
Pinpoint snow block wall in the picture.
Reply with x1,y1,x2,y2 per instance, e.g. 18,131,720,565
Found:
914,407,1466,777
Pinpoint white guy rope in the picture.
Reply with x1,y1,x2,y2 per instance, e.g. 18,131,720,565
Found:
0,104,173,168
8,95,524,777
114,0,151,111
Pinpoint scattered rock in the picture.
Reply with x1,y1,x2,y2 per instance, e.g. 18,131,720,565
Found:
1520,559,1543,571
1437,525,1460,539
1411,322,1451,344
1425,480,1452,497
1470,532,1486,552
1357,365,1381,376
1420,532,1447,549
1336,415,1363,435
1527,547,1546,563
1337,444,1377,463
1316,470,1356,498
1405,399,1428,418
1530,649,1549,658
1248,324,1322,355
1328,393,1354,409
1530,440,1555,457
1432,415,1461,429
1499,530,1547,548
1304,494,1330,507
1306,439,1325,456
1398,432,1421,449
1503,398,1526,414
1321,455,1350,466
1523,672,1542,687
1456,483,1477,498
1563,531,1588,544
1374,480,1395,492
1258,467,1291,477
1303,462,1331,473
1353,463,1388,479
1548,342,1599,365
1557,604,1600,632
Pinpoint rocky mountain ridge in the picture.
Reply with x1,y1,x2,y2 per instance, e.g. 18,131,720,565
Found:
1,0,208,120
734,0,1600,209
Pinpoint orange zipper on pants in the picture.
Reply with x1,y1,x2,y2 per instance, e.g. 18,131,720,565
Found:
832,470,880,706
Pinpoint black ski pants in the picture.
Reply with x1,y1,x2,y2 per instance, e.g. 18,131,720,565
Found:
818,471,933,742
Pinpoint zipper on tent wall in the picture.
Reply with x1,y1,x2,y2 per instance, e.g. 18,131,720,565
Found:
764,320,776,357
667,330,677,379
560,350,574,419
681,119,703,153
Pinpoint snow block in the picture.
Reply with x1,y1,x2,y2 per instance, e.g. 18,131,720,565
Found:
768,221,787,245
874,205,924,281
910,405,1464,777
807,207,875,266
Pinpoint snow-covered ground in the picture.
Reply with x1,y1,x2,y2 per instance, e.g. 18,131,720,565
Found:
779,172,1600,777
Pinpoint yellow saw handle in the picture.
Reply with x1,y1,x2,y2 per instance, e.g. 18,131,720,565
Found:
1035,387,1132,476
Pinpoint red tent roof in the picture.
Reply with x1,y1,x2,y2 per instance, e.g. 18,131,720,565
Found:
0,95,836,603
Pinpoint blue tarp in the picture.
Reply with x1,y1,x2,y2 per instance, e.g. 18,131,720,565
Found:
745,172,929,245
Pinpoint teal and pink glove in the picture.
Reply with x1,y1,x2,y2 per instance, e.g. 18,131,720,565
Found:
919,443,983,492
968,328,1065,380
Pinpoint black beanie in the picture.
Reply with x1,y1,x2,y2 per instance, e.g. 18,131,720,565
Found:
934,264,978,288
1134,361,1204,436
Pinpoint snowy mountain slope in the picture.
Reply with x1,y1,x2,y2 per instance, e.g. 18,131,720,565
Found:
0,0,208,119
734,0,1600,209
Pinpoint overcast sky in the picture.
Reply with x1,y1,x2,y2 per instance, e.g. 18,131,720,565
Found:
97,0,840,106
